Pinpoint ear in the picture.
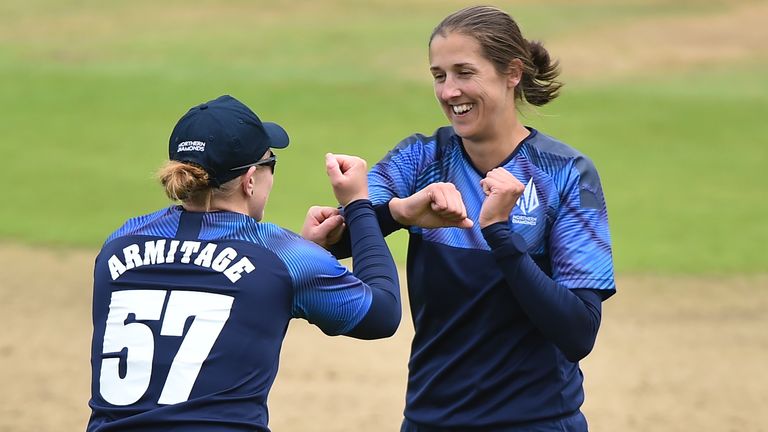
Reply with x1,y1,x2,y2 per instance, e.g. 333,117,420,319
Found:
241,166,258,196
507,58,523,88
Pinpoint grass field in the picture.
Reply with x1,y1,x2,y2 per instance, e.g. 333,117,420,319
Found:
1,1,767,431
1,0,766,272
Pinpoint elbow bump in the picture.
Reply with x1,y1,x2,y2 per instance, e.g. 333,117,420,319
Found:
345,310,401,340
372,313,402,339
563,342,595,363
354,321,400,340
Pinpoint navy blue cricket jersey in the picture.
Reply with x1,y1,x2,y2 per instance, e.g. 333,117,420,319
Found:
88,200,399,431
368,127,616,428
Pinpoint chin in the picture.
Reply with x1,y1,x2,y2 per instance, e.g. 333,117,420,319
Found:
451,124,479,141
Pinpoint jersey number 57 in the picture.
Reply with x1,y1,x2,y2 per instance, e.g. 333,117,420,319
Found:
99,290,234,406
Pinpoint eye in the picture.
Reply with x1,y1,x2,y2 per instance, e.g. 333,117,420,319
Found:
432,73,446,83
458,70,473,77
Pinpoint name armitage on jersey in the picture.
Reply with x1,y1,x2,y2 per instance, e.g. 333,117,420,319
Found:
107,240,255,283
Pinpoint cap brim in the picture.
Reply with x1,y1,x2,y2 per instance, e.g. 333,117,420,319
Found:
263,122,290,149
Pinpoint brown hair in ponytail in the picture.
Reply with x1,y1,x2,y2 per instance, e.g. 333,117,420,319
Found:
429,5,563,106
157,161,213,207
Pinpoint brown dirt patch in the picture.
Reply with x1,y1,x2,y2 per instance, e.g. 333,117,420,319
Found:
1,243,766,431
551,2,768,81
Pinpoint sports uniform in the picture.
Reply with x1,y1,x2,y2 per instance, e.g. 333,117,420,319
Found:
335,126,616,430
87,95,400,431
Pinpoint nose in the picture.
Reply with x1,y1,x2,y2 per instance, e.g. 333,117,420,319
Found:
438,76,461,101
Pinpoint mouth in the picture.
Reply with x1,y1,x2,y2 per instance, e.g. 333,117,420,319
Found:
451,103,474,116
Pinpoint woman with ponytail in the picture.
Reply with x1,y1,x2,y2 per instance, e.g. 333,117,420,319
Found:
304,6,616,431
87,95,401,431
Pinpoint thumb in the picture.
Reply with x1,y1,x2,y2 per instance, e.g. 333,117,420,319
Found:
325,153,342,180
453,218,474,229
480,178,492,196
316,214,344,235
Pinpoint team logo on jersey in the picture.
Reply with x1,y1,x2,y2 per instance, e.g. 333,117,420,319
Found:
512,178,539,226
177,140,206,152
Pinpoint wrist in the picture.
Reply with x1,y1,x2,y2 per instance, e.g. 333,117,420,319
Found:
481,222,528,255
479,215,508,229
339,192,369,207
389,197,409,225
344,198,373,210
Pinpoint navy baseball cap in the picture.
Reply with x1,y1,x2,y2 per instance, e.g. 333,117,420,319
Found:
169,95,289,186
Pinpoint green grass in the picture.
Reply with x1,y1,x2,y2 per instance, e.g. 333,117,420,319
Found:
0,1,765,274
527,64,768,273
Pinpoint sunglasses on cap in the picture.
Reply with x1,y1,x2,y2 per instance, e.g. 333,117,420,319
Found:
229,153,277,174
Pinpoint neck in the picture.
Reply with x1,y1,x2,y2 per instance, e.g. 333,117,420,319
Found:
182,195,248,215
463,123,530,174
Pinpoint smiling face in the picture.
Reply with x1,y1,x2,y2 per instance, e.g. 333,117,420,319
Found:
429,32,521,144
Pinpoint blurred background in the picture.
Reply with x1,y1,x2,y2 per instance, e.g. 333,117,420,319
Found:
0,0,766,431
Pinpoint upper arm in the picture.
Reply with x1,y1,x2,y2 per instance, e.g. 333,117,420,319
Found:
284,240,374,335
550,157,616,295
368,135,426,205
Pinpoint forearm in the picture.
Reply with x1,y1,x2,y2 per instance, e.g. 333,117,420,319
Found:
481,222,602,362
342,199,401,339
327,201,403,259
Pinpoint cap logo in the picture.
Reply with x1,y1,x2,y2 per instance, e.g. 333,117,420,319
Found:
177,141,206,152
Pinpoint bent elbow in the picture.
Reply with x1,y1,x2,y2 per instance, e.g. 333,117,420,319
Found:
563,341,595,363
343,308,401,340
360,313,402,340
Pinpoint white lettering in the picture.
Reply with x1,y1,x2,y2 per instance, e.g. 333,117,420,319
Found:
123,244,143,270
108,255,127,280
512,215,538,226
144,240,166,265
223,257,255,283
177,141,206,152
166,240,180,263
211,247,237,272
106,241,250,283
194,243,217,268
179,241,201,264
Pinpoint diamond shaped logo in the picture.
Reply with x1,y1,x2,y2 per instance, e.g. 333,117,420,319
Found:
516,178,539,215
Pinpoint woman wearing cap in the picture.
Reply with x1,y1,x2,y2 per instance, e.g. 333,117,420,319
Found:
87,95,401,432
304,6,616,431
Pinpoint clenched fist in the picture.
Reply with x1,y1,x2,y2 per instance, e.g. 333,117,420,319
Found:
478,168,525,228
325,153,368,206
389,182,473,229
300,206,346,249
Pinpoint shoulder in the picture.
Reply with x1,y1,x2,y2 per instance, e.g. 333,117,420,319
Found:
522,129,607,208
521,129,582,164
258,223,343,275
521,128,601,181
104,207,179,246
378,126,456,165
250,222,306,252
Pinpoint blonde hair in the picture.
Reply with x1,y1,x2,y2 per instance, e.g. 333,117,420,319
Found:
157,161,247,211
156,161,217,210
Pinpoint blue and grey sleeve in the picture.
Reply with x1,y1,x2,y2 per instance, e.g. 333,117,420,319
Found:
550,157,616,292
481,222,603,362
289,200,400,339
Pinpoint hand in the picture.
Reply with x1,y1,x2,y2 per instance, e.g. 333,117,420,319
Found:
325,153,369,206
300,206,346,249
478,168,525,228
389,182,473,229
